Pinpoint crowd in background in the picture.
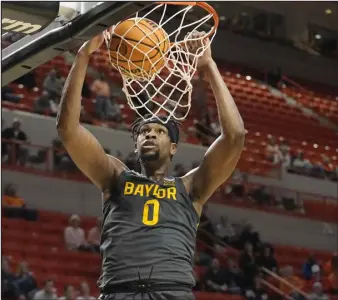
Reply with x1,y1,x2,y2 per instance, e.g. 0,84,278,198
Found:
2,186,338,300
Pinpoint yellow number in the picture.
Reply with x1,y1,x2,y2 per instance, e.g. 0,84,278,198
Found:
142,199,160,226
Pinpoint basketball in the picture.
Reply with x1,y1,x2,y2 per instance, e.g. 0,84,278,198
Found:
109,18,170,79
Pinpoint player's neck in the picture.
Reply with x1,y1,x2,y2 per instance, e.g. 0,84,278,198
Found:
141,162,169,183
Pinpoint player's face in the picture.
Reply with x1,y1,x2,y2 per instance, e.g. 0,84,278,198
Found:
137,123,177,162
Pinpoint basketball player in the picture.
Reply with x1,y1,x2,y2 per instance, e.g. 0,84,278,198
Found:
57,31,245,300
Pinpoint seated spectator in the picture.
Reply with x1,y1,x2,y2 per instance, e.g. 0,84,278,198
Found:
195,113,216,146
87,217,101,253
328,255,338,295
14,71,37,90
279,266,306,300
33,280,57,300
1,85,23,103
43,69,64,102
308,282,329,300
2,256,21,299
59,284,75,300
204,258,240,294
64,214,91,252
257,244,278,273
33,91,58,115
291,151,312,174
303,255,318,280
228,170,249,199
76,281,95,300
244,276,268,300
15,261,37,298
91,73,121,121
214,216,236,245
2,183,25,208
279,146,291,169
52,139,77,172
265,136,280,164
239,243,259,289
2,118,29,166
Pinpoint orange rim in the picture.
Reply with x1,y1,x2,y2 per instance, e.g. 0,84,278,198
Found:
155,1,219,37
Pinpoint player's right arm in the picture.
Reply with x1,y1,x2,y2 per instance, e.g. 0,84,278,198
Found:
56,33,126,191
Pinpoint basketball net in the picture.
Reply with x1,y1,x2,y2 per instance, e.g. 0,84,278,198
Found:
104,2,218,123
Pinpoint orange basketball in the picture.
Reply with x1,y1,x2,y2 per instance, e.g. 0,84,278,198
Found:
109,18,170,79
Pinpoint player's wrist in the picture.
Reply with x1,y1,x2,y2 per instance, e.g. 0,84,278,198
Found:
197,59,215,72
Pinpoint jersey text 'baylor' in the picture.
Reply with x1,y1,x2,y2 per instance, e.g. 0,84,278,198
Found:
99,170,199,290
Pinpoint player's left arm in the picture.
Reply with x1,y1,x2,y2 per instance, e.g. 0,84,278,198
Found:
182,33,245,208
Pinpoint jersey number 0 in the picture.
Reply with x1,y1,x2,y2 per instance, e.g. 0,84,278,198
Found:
142,199,160,226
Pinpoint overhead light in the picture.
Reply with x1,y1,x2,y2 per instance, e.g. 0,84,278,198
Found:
315,34,322,40
246,76,251,80
325,9,332,15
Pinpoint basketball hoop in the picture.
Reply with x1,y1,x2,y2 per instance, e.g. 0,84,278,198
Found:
104,2,219,123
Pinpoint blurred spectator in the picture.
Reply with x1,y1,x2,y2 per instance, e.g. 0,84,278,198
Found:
290,151,312,174
238,224,261,251
15,261,38,298
214,216,236,245
59,284,75,300
52,139,77,172
303,255,318,280
328,255,338,295
239,243,259,289
249,185,274,206
91,73,121,121
204,258,240,294
308,282,330,300
229,170,249,199
2,256,21,299
33,91,58,115
43,69,64,102
256,244,278,273
87,217,101,253
265,136,279,164
279,266,305,300
244,276,268,300
64,214,91,252
278,142,291,169
2,183,25,208
2,118,29,166
33,280,57,300
76,281,95,300
2,85,23,103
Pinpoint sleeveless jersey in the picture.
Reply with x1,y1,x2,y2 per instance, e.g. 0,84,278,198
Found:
98,170,199,290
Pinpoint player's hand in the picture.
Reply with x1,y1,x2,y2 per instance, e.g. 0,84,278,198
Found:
184,31,213,69
79,31,106,56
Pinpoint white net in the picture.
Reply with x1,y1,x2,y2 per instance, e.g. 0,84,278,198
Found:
104,2,218,123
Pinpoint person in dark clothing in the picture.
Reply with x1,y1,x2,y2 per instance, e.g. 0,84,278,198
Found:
204,258,240,294
257,244,278,273
239,243,259,289
2,118,29,165
1,256,21,299
15,261,38,298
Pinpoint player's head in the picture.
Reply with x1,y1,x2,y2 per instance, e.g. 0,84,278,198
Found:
131,115,180,165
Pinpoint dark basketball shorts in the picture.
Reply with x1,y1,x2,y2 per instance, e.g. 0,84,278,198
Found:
99,290,195,300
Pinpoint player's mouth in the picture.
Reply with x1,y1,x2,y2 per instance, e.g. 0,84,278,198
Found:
142,140,156,149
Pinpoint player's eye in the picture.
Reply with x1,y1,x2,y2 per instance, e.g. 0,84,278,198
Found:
158,129,165,134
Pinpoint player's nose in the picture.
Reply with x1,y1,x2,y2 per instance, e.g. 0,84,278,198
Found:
145,130,157,139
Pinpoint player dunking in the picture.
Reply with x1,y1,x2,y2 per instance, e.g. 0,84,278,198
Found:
57,31,245,300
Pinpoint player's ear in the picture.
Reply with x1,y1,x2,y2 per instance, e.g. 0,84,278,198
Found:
170,143,177,156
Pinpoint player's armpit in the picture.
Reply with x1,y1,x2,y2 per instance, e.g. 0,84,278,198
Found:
58,125,126,191
182,133,244,206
